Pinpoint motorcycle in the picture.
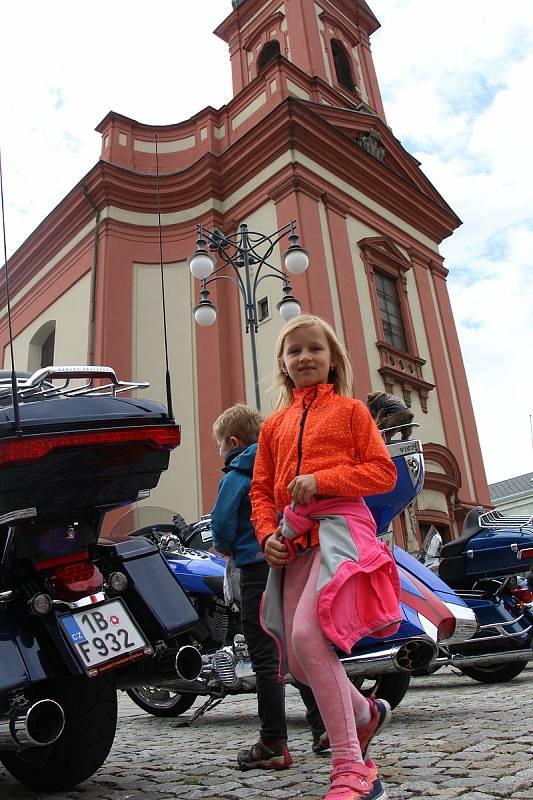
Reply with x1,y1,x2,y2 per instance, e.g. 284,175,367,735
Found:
109,433,479,721
0,366,202,791
417,507,533,683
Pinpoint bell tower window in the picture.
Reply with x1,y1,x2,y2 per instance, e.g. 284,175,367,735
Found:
331,40,354,93
257,40,281,71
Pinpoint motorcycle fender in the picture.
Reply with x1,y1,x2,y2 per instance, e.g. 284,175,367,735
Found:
103,538,199,638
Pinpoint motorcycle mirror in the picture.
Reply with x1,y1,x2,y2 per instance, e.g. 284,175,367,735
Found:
419,526,443,561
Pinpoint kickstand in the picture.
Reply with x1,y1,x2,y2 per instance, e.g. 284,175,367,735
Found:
173,695,224,727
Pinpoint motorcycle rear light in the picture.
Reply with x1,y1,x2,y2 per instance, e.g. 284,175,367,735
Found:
49,560,104,600
518,547,533,560
0,425,181,467
512,588,533,604
437,617,456,642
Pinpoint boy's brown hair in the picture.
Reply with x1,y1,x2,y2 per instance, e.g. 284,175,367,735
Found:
212,404,264,447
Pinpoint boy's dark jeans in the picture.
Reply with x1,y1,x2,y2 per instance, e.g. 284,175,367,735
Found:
239,560,323,743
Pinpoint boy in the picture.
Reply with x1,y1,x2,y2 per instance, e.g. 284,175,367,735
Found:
211,404,325,770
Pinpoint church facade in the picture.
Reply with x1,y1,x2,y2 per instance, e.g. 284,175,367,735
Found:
0,0,491,547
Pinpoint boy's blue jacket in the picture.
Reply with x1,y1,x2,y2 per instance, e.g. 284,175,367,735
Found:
211,443,265,568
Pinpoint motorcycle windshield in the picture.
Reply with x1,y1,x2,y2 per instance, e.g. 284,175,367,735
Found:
108,506,178,541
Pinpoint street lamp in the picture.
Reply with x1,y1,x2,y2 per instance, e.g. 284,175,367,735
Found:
188,220,309,410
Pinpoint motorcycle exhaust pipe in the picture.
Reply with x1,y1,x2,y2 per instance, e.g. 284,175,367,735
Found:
341,638,438,678
113,644,203,689
0,699,65,750
433,649,532,670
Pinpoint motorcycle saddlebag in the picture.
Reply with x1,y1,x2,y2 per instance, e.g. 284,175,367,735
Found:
0,396,178,516
463,528,533,578
101,538,198,638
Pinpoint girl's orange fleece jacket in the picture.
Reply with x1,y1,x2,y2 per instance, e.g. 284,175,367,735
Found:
250,383,397,551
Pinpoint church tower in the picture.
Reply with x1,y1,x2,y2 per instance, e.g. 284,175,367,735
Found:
0,0,491,546
217,0,386,119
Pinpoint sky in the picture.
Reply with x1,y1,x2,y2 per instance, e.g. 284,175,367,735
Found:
0,0,532,486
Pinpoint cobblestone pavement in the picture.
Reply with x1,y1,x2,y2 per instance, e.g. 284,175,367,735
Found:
1,666,532,800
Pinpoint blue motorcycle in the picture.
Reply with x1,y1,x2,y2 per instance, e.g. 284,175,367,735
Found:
112,437,479,720
0,367,202,791
417,507,533,683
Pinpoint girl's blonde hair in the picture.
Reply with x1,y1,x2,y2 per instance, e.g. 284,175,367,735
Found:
273,314,353,409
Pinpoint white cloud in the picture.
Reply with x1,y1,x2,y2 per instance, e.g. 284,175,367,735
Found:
1,0,531,484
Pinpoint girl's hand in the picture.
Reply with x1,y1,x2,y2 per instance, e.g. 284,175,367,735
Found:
264,531,289,569
287,474,317,505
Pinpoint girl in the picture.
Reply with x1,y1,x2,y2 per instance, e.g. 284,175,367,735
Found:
250,315,400,800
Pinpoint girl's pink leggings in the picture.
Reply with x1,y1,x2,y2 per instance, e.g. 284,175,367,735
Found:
283,547,368,763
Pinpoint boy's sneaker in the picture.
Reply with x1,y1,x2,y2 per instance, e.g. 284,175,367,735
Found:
358,697,392,758
325,758,386,800
237,738,293,770
311,697,391,758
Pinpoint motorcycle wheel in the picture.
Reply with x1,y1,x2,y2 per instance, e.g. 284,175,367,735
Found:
126,686,198,717
460,660,528,684
350,671,411,709
0,676,117,791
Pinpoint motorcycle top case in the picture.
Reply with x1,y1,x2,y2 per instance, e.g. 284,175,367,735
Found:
463,527,533,577
0,396,177,516
103,538,198,637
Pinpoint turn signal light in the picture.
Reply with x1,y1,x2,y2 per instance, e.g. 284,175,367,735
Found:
0,425,181,467
49,560,104,600
512,587,533,605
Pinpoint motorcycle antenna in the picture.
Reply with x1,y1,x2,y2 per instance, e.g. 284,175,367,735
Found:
154,133,174,422
0,146,22,436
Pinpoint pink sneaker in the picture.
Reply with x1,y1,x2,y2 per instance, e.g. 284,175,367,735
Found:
311,696,392,758
325,759,386,800
358,697,392,758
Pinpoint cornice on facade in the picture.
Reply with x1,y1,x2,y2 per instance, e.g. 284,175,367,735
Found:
3,90,463,323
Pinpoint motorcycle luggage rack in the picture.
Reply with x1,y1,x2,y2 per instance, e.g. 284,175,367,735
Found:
479,509,533,530
0,366,149,401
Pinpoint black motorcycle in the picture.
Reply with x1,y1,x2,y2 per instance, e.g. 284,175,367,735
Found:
0,366,201,791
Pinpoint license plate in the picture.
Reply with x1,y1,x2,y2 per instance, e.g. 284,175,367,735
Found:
60,599,147,670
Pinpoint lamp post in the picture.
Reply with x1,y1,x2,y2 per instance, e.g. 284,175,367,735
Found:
188,221,309,411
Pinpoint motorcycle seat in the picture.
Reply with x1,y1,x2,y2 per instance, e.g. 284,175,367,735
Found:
440,506,484,558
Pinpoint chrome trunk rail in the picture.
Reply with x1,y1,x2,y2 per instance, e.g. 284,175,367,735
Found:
479,509,533,530
0,365,149,402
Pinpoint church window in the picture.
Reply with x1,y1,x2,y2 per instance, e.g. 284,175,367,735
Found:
331,40,354,92
257,40,281,71
27,320,56,372
374,271,407,352
258,297,270,322
41,328,55,368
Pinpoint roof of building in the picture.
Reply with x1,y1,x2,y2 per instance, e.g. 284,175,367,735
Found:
489,471,533,502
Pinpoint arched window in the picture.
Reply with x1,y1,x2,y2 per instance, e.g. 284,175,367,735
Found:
28,321,56,372
257,40,281,71
331,39,354,92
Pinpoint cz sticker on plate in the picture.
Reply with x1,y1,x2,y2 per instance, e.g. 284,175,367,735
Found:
60,599,148,672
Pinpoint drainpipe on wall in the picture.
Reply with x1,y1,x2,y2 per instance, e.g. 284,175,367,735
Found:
82,186,100,366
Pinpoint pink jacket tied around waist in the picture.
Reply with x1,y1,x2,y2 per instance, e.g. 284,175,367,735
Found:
261,497,402,674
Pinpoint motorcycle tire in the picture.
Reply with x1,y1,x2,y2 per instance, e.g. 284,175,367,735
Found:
460,660,528,684
0,676,117,791
350,671,411,709
126,686,198,717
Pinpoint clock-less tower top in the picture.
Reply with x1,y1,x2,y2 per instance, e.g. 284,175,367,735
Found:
216,0,386,119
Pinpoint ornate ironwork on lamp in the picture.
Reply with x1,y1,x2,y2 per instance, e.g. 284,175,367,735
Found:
188,220,309,410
